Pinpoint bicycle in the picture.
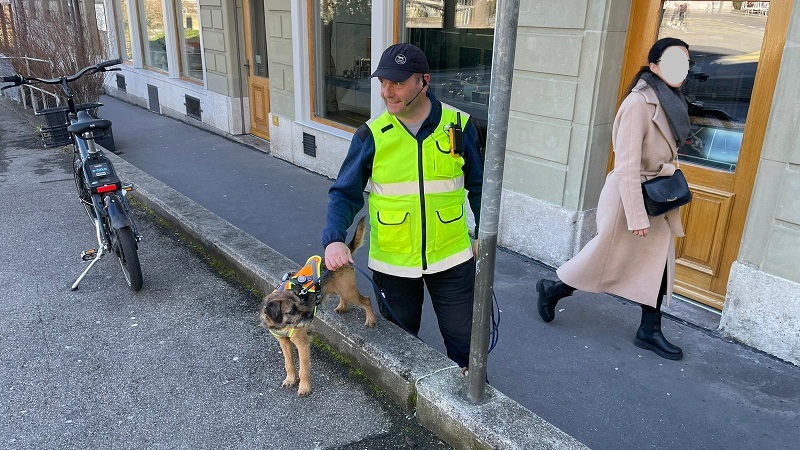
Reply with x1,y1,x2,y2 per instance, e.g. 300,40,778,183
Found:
1,59,144,291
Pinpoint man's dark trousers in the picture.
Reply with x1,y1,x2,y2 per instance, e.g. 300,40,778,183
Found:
372,258,475,368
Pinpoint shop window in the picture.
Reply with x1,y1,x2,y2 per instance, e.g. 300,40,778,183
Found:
139,0,169,71
176,0,202,81
310,0,371,128
402,0,496,133
115,0,133,61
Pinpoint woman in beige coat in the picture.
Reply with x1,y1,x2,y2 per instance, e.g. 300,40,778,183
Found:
536,38,692,360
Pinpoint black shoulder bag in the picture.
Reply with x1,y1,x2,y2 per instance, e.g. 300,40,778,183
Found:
641,159,693,216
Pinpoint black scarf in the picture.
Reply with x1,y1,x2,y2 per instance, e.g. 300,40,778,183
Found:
641,71,690,146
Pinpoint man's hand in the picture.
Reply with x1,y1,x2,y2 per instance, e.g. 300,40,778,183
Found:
632,228,649,237
471,239,478,258
325,242,353,271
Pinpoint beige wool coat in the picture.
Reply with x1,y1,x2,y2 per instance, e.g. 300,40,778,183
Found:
557,79,685,307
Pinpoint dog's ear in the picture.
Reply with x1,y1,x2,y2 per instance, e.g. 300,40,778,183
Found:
265,301,283,322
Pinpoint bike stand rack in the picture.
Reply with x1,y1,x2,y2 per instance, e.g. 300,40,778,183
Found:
70,247,105,291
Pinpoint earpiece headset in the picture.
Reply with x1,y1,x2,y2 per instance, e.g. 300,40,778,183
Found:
405,78,428,106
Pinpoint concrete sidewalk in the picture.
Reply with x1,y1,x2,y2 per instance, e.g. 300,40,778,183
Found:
5,92,800,449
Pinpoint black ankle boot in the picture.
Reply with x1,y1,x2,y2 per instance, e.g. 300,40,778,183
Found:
634,306,683,360
536,279,575,323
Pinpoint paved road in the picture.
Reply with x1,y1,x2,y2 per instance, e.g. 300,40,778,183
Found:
0,104,449,449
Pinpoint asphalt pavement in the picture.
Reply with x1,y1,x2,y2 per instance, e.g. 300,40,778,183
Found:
2,92,800,449
0,101,450,449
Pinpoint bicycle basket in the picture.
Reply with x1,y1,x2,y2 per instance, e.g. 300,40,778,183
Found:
40,124,73,147
36,106,71,148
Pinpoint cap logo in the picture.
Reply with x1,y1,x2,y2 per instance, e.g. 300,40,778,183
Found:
395,54,407,65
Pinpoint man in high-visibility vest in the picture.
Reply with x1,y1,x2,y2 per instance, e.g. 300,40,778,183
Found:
322,43,484,369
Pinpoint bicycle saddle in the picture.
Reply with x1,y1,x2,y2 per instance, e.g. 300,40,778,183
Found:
68,111,112,134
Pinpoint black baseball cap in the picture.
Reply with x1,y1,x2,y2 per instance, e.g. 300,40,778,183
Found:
371,43,429,83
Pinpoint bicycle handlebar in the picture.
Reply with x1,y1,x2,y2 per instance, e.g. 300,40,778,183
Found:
98,58,123,69
1,74,22,83
0,58,122,87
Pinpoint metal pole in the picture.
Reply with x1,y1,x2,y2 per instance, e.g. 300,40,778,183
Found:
466,0,521,404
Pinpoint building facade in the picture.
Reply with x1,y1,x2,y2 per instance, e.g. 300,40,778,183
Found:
7,0,796,364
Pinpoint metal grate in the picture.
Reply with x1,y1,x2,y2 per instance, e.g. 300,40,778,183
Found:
185,95,201,120
116,74,126,92
302,132,317,157
147,84,160,113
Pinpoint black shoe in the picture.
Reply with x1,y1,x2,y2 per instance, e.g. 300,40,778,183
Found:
634,307,683,360
536,279,574,323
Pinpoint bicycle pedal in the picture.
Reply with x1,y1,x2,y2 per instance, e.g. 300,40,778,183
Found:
81,249,98,261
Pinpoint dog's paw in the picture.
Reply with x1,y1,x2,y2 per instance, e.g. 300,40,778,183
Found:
335,304,348,314
282,376,298,388
297,382,312,397
364,316,376,328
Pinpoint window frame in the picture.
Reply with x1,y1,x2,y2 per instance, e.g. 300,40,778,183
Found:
172,0,204,83
114,0,134,61
306,0,376,132
136,0,170,74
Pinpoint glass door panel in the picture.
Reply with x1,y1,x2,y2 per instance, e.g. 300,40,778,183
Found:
402,0,496,134
660,1,767,172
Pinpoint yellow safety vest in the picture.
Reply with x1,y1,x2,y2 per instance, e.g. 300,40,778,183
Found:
366,104,472,277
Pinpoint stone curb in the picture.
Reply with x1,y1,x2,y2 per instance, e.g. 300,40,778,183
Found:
104,151,588,450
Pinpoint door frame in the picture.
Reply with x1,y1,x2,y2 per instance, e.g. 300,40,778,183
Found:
242,0,271,140
615,0,792,308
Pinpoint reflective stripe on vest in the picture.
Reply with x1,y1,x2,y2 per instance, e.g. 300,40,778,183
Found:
366,103,472,277
368,176,464,196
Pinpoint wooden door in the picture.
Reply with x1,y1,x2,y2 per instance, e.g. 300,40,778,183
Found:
243,0,271,140
618,1,790,309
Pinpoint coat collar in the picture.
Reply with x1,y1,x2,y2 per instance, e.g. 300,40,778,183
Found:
632,79,678,154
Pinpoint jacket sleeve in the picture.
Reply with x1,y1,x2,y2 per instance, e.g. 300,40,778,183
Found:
612,93,651,231
462,118,483,235
322,126,374,248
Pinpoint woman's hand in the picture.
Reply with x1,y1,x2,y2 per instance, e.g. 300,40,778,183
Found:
632,228,649,237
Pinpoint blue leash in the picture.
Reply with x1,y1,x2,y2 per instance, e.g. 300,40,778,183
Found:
350,263,421,338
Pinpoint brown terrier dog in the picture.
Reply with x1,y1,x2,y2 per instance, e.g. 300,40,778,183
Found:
259,217,375,396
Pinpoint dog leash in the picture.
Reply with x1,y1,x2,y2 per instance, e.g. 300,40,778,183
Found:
317,266,409,336
349,263,421,338
348,262,500,353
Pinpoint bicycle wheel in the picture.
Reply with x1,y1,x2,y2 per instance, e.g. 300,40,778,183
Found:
112,226,143,291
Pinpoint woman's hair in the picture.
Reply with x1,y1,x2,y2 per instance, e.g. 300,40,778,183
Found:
623,37,690,97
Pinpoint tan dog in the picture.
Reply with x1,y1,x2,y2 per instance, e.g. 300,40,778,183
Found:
259,217,375,396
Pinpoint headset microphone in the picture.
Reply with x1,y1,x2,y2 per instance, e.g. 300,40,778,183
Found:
405,79,428,107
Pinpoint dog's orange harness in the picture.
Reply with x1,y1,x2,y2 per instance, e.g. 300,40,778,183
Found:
269,255,323,338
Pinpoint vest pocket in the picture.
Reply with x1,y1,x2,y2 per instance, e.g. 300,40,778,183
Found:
434,205,465,250
433,137,463,178
376,210,413,254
